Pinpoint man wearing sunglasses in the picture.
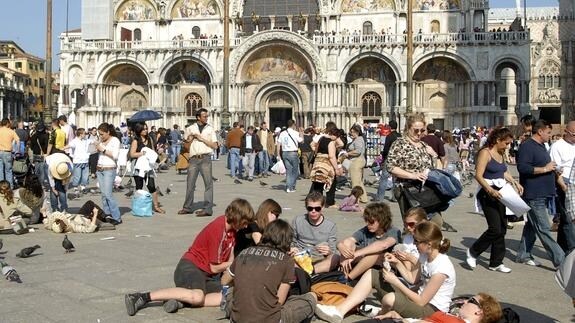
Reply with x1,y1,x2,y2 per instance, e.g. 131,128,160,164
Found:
290,192,337,270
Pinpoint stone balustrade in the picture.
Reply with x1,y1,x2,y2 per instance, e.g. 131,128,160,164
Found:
0,78,24,92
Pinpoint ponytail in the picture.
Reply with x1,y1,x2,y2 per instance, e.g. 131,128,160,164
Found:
438,237,450,254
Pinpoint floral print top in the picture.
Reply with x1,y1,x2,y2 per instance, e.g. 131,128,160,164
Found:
385,136,433,174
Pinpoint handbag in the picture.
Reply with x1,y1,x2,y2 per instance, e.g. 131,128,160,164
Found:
132,190,153,217
400,181,448,214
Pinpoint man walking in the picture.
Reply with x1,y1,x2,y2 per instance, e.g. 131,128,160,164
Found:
178,108,218,217
516,119,565,268
276,120,302,193
240,126,262,181
549,120,575,253
226,122,244,180
169,124,182,164
257,121,274,177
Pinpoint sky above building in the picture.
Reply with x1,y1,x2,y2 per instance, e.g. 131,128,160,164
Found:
0,0,559,71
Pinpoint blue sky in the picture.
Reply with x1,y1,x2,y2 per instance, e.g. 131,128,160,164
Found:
0,0,559,70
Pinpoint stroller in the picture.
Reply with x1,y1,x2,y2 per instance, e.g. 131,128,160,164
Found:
12,154,33,188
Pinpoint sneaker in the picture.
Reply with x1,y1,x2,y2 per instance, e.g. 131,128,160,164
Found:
357,304,381,318
163,299,184,313
517,258,541,267
466,249,477,269
125,293,147,316
286,188,296,193
315,304,343,323
489,264,512,273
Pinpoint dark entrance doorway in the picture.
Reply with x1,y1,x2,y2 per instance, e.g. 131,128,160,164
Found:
269,108,292,130
538,106,561,124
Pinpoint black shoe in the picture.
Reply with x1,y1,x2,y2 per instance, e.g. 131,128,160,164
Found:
125,293,147,316
107,218,123,226
163,299,184,313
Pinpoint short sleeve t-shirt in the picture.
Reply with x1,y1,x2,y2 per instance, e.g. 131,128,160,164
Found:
352,226,402,249
418,253,456,312
229,245,295,323
234,222,262,256
182,215,236,275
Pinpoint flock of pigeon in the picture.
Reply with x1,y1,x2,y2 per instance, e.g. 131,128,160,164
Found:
0,235,76,284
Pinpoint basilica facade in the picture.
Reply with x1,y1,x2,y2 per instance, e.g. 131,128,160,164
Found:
59,0,532,130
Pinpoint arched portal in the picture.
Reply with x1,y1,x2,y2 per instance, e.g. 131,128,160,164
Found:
164,60,211,124
494,60,526,124
103,64,149,112
255,83,303,129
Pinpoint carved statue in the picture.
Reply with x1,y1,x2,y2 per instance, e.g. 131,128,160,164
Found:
315,13,321,28
251,11,260,30
159,0,166,19
236,12,243,31
298,11,306,30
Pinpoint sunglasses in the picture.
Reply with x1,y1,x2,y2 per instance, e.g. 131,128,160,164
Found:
413,128,425,134
404,221,417,228
306,206,322,212
467,297,482,308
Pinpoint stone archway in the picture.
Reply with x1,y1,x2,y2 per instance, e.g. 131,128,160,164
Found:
254,83,304,129
103,64,149,112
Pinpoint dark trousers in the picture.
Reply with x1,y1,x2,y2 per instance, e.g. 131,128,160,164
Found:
77,200,109,222
554,186,575,253
470,188,507,267
309,178,336,206
88,153,99,175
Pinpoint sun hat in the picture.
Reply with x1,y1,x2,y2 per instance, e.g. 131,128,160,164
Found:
48,153,73,180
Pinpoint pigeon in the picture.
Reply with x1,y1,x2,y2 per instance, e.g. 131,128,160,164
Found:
212,176,220,182
166,187,171,195
62,235,75,253
259,181,268,187
125,189,134,198
1,262,21,283
156,187,164,196
234,179,242,184
16,245,40,258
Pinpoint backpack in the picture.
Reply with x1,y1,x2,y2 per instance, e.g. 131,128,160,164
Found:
498,307,520,323
311,281,353,305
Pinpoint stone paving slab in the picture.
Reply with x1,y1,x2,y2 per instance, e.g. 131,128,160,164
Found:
0,160,571,322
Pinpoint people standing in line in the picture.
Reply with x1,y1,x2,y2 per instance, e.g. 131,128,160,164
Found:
226,122,244,180
467,128,522,273
65,128,93,194
169,124,182,165
0,119,19,188
239,126,261,181
95,123,122,225
276,119,303,193
421,123,446,169
376,120,401,202
30,123,49,190
47,118,66,155
178,108,218,217
516,119,565,268
549,120,575,253
130,123,165,214
58,115,74,155
257,121,274,178
344,124,369,203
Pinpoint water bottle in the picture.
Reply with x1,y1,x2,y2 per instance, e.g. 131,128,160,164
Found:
220,285,230,312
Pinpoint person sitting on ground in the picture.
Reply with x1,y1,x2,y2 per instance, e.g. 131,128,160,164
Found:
315,202,401,281
15,174,44,224
233,198,282,256
291,191,337,272
339,186,366,212
124,198,255,316
315,222,455,322
356,292,503,323
43,200,114,233
393,207,428,274
0,180,32,233
223,219,318,323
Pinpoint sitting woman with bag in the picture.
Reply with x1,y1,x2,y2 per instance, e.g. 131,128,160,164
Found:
385,114,439,222
0,180,32,234
309,127,344,208
130,123,165,214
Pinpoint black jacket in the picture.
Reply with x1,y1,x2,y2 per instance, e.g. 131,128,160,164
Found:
381,130,401,161
240,133,263,156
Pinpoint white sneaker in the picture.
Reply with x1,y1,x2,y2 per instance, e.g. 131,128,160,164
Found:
315,304,343,323
489,264,512,273
466,248,477,269
286,188,296,193
518,258,541,267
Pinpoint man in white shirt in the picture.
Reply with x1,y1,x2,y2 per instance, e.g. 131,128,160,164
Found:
276,119,303,193
178,108,218,217
550,120,575,252
240,126,261,181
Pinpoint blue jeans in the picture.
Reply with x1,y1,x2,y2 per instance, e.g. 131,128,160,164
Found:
170,144,181,164
258,150,270,175
229,148,241,178
182,155,213,214
376,169,393,201
517,197,565,267
71,163,89,188
554,185,575,253
282,151,300,191
33,156,49,190
0,151,14,188
50,180,68,212
97,169,121,221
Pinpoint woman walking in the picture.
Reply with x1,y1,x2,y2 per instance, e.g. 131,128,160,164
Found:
129,123,165,214
344,124,368,203
95,123,122,225
466,127,522,273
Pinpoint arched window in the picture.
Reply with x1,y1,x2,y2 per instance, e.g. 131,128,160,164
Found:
361,92,381,117
192,26,201,39
538,60,561,89
363,21,373,35
185,93,203,116
134,28,142,41
431,20,440,33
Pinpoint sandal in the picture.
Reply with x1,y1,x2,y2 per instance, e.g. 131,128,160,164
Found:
154,206,166,214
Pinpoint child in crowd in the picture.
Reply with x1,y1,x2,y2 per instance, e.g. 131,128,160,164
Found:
65,128,93,193
315,202,401,280
315,222,456,322
339,186,365,212
224,219,317,323
124,198,255,316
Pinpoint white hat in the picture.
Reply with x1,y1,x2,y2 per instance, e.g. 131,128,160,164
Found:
274,127,281,133
48,153,73,180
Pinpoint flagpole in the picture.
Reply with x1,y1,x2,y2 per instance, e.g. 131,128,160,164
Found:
45,0,53,123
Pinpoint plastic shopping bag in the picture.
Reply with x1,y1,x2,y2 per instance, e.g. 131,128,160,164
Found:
132,190,153,217
271,160,286,175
